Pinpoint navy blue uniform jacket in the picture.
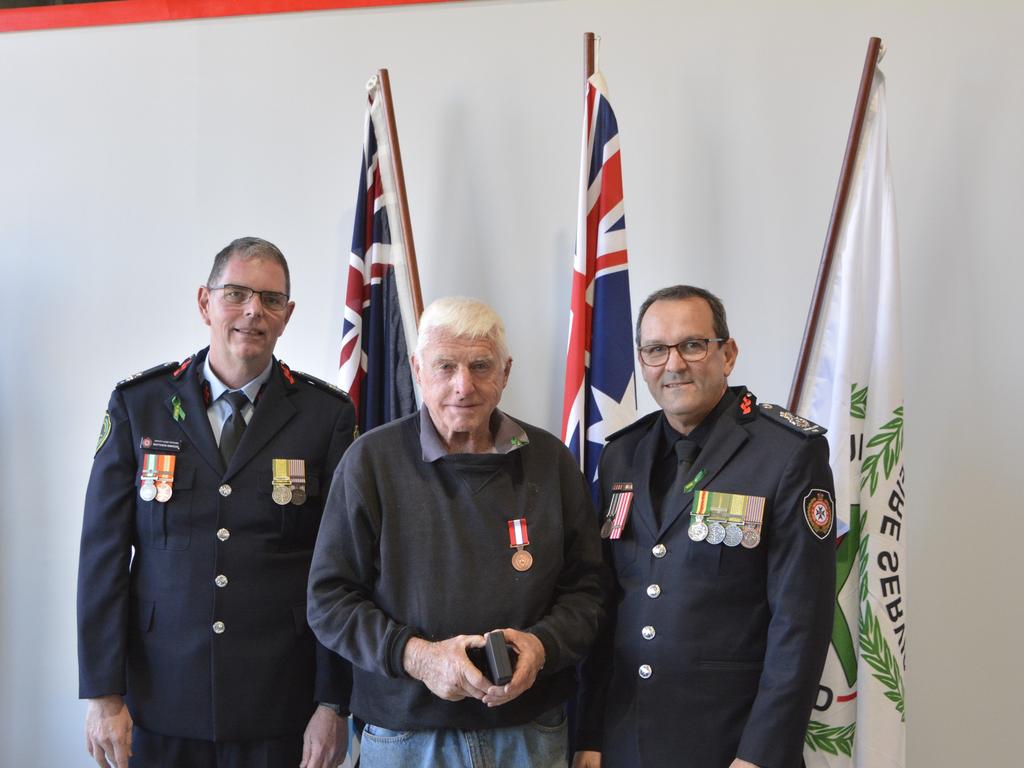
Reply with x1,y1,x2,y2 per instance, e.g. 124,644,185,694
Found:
77,348,354,741
578,387,836,768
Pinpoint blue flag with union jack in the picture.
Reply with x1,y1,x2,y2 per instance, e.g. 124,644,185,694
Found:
562,71,636,502
338,82,418,433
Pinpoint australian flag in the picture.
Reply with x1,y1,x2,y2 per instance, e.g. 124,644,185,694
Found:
338,83,418,433
562,71,636,502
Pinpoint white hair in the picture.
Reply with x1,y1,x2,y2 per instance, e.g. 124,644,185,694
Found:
415,296,510,362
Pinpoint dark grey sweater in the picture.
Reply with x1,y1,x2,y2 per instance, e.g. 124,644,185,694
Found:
308,408,604,730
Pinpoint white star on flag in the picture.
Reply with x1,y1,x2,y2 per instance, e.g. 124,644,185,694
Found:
586,375,637,478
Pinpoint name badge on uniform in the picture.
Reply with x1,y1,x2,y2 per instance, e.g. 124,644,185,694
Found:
140,437,182,453
600,483,634,540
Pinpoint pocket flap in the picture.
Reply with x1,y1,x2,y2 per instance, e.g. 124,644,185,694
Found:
257,469,320,499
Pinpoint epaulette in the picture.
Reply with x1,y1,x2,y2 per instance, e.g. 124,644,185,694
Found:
757,403,827,437
605,411,660,442
283,362,351,401
115,361,178,390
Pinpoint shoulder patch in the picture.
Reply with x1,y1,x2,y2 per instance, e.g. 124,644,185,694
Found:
803,488,835,539
758,403,826,437
115,361,178,390
606,411,660,442
95,411,112,455
287,365,351,401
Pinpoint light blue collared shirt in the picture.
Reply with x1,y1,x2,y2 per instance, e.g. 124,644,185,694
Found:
203,356,274,445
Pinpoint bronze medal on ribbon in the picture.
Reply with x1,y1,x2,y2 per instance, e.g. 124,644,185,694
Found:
601,483,634,540
512,549,534,572
288,459,307,506
508,518,533,571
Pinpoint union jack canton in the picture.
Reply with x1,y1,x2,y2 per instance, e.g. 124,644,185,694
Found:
338,81,418,433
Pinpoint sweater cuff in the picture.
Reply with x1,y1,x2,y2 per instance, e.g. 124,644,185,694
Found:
386,624,418,678
525,624,559,675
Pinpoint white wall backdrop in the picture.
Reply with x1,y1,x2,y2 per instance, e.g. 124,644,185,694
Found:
1,0,1021,764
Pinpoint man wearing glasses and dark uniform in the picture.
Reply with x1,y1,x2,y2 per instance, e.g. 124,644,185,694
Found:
574,285,836,768
78,237,354,768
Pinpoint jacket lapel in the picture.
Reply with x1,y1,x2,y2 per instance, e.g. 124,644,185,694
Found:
658,411,749,537
629,420,661,542
223,362,297,481
168,355,223,475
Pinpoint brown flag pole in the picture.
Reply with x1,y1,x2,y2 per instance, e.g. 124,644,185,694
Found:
375,68,425,322
584,32,596,82
788,37,883,412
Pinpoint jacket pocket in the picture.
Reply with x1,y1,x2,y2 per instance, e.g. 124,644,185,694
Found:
258,469,323,549
138,466,194,551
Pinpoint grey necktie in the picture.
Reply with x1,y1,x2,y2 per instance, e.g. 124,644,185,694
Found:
219,390,250,464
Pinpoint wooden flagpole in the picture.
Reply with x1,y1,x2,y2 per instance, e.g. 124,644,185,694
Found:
584,32,596,82
788,37,883,412
375,68,425,322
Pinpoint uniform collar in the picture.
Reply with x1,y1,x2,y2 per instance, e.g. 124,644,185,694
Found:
658,388,738,458
203,356,273,406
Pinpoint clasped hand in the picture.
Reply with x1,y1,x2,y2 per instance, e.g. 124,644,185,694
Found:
403,628,545,707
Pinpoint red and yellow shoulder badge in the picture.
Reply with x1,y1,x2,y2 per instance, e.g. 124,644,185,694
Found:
803,488,834,539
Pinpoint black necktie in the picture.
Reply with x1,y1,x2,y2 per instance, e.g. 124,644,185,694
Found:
657,438,701,525
219,390,250,464
675,438,700,481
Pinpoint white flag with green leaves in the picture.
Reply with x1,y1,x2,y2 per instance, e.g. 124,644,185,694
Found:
796,70,906,768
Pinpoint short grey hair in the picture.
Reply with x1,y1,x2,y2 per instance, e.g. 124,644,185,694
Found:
415,297,510,363
635,285,730,345
208,236,291,296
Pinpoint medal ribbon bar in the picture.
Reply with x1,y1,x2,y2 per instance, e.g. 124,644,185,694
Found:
609,485,634,540
508,518,529,548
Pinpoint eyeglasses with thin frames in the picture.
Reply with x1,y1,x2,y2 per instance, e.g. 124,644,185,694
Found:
208,284,290,312
638,338,728,366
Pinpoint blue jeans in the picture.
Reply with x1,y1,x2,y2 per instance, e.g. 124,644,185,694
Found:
359,706,568,768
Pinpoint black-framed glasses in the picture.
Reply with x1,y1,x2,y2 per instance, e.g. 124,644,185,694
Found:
208,284,290,312
638,338,728,366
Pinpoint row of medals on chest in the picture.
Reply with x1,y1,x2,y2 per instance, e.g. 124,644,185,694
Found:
138,456,307,506
688,503,762,548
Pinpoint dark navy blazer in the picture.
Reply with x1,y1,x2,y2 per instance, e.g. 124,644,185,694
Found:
78,348,354,741
578,387,836,768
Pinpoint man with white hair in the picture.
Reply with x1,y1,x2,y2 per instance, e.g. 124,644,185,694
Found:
308,296,604,767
